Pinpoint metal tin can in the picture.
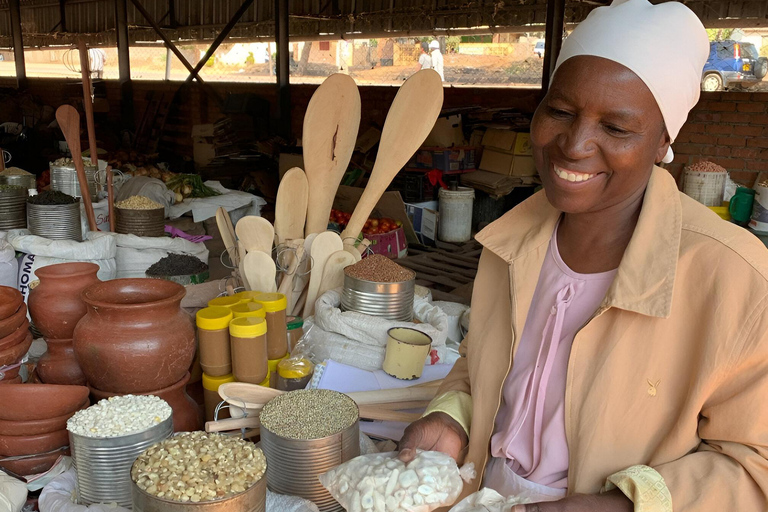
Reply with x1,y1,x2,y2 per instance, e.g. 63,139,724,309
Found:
0,174,36,192
0,187,27,230
131,473,266,512
27,201,82,241
68,415,173,508
341,273,415,321
116,207,165,237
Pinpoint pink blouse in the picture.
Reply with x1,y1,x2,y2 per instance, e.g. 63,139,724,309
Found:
489,225,617,489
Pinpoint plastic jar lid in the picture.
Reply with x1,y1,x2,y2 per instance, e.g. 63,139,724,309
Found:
202,373,235,391
286,315,304,330
278,358,313,379
196,306,234,330
252,293,287,312
231,302,266,319
234,291,262,302
229,316,267,338
268,355,288,374
208,296,248,309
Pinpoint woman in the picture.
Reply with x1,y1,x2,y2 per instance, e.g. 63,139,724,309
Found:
399,1,768,511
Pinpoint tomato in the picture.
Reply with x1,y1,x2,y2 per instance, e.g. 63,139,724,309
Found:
370,219,379,228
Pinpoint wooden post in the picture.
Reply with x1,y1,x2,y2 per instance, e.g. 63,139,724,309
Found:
78,41,99,166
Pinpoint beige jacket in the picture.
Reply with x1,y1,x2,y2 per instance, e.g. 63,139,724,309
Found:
427,167,768,511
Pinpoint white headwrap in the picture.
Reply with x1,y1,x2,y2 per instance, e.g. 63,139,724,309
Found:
553,0,709,163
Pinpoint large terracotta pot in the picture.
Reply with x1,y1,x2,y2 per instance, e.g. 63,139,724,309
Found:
0,287,22,320
0,332,32,367
0,384,89,421
0,448,70,476
38,338,87,385
0,399,89,436
74,278,195,393
0,303,26,339
0,320,29,351
90,372,202,433
0,429,69,456
29,262,101,340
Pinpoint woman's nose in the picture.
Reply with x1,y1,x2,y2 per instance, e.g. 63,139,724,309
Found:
557,120,597,160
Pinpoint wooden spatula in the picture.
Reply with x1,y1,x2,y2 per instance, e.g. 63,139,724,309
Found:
302,231,343,317
274,167,308,244
303,74,361,236
277,241,305,309
56,105,98,232
317,250,357,297
340,70,443,247
289,232,318,314
216,207,239,267
236,216,275,255
241,251,277,293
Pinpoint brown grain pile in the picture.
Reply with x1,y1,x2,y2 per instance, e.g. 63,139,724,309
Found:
344,254,415,283
685,161,726,173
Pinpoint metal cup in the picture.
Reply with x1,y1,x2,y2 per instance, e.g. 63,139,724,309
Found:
382,327,433,380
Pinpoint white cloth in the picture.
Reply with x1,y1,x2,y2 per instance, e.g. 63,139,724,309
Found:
554,0,709,164
431,50,445,81
483,458,565,504
419,53,433,70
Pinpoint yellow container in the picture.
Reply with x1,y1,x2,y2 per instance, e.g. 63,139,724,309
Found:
253,293,288,360
709,205,731,221
235,291,263,302
202,373,236,421
268,355,288,388
231,302,267,319
382,327,433,380
208,296,249,309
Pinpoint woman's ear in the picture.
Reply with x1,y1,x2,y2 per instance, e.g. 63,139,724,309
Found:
655,127,672,164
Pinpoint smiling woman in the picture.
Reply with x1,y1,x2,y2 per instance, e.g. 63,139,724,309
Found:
398,1,768,511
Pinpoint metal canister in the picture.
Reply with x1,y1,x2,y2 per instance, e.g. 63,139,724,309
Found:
69,415,173,508
131,475,266,512
50,161,99,201
0,187,27,230
260,419,360,512
116,207,165,237
27,201,82,241
341,273,415,321
0,174,36,192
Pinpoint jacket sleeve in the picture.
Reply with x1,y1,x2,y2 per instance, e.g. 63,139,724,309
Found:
423,331,473,434
647,297,768,510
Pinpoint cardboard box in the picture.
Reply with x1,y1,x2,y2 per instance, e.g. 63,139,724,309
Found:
479,149,515,176
479,130,537,177
513,155,537,177
193,141,216,166
406,201,439,246
366,226,408,259
514,133,533,156
333,186,419,246
481,129,517,152
424,114,466,147
192,124,215,138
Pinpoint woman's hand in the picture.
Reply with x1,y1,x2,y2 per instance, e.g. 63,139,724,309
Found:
398,412,468,463
511,490,633,512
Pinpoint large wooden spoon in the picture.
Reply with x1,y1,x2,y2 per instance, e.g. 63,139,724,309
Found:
236,216,275,255
340,70,443,246
56,105,97,232
289,232,318,314
317,250,357,297
302,231,343,317
241,251,277,293
303,74,361,236
274,167,308,244
277,241,305,309
216,207,239,266
78,41,99,167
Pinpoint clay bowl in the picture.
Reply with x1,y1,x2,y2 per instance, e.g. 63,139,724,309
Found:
0,332,32,367
0,384,89,421
0,320,30,351
0,399,89,436
0,376,22,385
0,365,20,382
0,429,69,456
0,303,26,339
0,287,22,320
0,448,70,476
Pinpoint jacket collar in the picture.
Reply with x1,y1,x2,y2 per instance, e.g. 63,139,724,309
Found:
475,167,681,318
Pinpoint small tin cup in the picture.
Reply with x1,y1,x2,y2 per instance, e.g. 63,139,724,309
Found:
382,327,433,380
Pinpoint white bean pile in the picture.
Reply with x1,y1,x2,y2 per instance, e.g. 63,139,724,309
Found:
67,395,172,438
320,451,467,512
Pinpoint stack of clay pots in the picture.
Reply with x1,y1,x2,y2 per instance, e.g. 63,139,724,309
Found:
0,286,33,385
28,262,101,385
0,384,89,476
72,278,202,432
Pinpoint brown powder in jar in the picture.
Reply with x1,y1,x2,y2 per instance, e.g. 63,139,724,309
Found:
344,254,415,283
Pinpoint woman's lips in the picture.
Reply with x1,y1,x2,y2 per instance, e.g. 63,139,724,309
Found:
553,164,600,183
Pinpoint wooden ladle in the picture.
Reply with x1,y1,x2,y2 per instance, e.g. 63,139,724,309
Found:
303,74,361,236
302,231,343,317
241,251,277,293
317,250,357,297
236,216,275,255
56,105,97,232
340,70,443,247
274,167,308,244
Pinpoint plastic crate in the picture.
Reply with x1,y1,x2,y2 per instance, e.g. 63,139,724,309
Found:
409,147,478,173
388,173,434,203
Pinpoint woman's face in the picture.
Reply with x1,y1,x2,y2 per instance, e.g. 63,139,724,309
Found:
530,56,670,214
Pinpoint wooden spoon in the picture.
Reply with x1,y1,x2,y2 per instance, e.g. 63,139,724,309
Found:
317,250,357,297
277,241,305,309
303,74,361,236
302,231,343,317
236,216,275,255
241,251,277,293
56,105,98,232
340,70,443,247
216,207,238,266
78,41,99,167
289,233,318,314
274,167,308,244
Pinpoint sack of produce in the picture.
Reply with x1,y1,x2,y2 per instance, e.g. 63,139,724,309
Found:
114,233,208,279
0,236,18,288
448,489,532,512
114,176,176,216
319,450,475,512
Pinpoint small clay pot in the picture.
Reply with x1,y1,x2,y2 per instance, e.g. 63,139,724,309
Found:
0,399,89,436
37,338,87,386
0,429,69,456
74,278,195,393
0,332,32,367
0,365,20,382
0,384,89,421
89,372,202,432
0,287,22,320
0,320,30,351
29,262,101,340
0,376,22,384
0,303,26,339
0,448,70,476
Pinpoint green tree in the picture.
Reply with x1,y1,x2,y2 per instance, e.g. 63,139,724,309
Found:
707,28,734,41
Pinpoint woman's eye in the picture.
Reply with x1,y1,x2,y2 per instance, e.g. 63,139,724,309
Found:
604,124,629,136
548,108,572,119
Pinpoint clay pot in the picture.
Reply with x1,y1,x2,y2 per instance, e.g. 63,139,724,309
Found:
0,429,69,456
0,384,90,421
37,338,87,386
29,262,101,340
89,372,202,433
0,399,89,436
0,448,70,476
0,364,20,382
74,278,195,393
0,320,30,351
0,303,26,339
0,376,22,384
0,332,32,367
0,286,22,320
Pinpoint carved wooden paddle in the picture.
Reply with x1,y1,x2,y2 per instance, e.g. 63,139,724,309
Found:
56,105,98,232
274,167,308,244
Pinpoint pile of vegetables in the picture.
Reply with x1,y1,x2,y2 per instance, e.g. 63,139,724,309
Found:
164,173,220,203
329,209,403,236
